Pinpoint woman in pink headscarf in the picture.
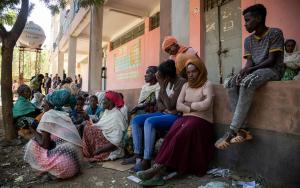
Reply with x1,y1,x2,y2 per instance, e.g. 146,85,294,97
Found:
82,91,127,162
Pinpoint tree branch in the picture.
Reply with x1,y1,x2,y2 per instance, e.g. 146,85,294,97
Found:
9,0,29,43
0,24,7,38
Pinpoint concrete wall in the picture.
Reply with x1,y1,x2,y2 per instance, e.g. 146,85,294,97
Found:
77,58,89,92
214,81,300,135
106,21,160,90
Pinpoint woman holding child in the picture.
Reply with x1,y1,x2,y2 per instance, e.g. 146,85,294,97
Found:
82,91,127,162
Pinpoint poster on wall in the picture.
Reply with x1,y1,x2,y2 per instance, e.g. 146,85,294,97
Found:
113,39,141,80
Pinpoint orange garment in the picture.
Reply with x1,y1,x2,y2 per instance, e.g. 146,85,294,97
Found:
162,36,177,51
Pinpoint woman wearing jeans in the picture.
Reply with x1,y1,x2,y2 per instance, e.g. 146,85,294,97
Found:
131,59,186,172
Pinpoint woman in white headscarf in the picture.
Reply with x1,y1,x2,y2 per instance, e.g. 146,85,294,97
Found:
24,89,82,179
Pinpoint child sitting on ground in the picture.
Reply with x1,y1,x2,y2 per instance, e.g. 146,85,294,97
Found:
70,95,90,137
85,95,104,123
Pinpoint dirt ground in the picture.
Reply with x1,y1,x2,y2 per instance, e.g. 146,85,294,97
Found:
0,109,266,188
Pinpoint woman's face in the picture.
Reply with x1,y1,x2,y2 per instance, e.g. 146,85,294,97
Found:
102,97,113,110
23,88,31,99
89,97,98,108
155,71,166,85
186,64,200,82
144,69,155,83
165,43,180,55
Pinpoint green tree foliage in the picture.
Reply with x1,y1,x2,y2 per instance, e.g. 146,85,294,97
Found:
0,0,104,140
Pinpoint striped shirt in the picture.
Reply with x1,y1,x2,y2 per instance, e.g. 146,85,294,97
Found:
244,28,284,76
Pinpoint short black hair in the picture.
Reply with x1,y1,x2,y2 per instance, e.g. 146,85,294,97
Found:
17,84,31,96
243,4,267,23
76,95,85,104
89,95,98,101
158,59,177,78
285,39,296,46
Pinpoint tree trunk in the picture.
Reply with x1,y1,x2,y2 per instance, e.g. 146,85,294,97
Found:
0,0,29,140
1,42,15,140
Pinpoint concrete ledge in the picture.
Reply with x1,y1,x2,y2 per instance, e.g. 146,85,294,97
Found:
213,124,300,188
214,80,300,136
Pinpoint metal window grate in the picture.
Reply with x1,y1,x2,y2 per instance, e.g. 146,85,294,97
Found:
150,12,160,31
203,0,233,11
111,23,145,50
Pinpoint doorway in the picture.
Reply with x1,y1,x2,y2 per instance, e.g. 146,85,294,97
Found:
204,0,242,84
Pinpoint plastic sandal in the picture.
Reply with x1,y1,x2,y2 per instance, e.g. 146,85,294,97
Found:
215,130,236,150
230,129,253,144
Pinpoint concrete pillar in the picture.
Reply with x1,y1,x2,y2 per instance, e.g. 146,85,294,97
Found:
68,37,77,79
88,5,103,92
58,51,64,79
171,0,190,46
160,0,172,62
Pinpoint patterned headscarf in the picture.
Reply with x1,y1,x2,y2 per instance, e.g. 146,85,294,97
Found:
185,57,208,88
45,89,71,110
105,91,124,108
162,36,177,51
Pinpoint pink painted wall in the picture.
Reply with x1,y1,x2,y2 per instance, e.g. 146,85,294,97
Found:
106,21,160,90
241,0,300,64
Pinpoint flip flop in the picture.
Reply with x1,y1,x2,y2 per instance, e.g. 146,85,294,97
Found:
230,129,253,144
139,177,165,187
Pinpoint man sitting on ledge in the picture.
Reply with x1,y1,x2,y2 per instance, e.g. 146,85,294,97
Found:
215,4,284,149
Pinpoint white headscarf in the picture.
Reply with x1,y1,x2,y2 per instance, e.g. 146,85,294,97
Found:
37,109,82,147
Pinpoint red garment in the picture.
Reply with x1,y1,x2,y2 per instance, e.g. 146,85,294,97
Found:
82,126,110,162
155,116,214,176
105,91,124,108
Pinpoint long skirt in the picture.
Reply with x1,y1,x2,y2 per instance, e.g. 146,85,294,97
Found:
82,126,111,162
155,116,214,177
24,135,82,179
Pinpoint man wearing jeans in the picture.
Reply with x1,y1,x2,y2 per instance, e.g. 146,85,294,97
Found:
215,4,284,149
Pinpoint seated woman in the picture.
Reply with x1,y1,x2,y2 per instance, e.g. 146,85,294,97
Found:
85,95,104,123
281,39,300,80
130,60,186,171
70,96,90,137
13,85,42,133
137,56,214,187
82,91,127,162
24,89,82,180
131,66,160,115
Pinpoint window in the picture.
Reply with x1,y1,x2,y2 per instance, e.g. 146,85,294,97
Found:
203,0,233,11
111,22,145,50
149,12,160,31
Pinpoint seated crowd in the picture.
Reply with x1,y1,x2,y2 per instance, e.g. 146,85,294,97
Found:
10,3,297,186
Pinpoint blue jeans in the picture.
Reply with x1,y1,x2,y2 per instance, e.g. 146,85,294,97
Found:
131,112,178,160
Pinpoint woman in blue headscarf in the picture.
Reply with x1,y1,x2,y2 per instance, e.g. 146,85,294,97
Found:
24,89,82,180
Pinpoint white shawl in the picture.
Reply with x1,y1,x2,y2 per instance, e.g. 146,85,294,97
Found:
138,83,160,103
93,107,126,146
37,109,82,147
